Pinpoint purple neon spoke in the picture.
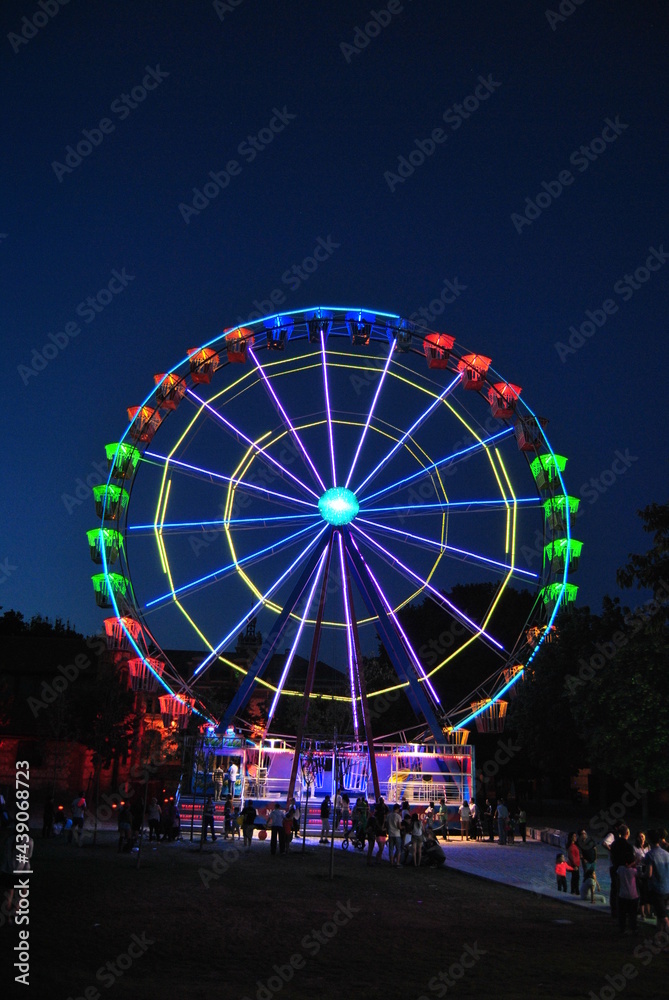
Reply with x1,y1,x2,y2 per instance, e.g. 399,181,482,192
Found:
348,536,441,704
359,426,514,506
187,388,319,500
356,516,538,580
193,524,329,678
320,331,337,486
338,532,360,737
145,520,322,609
144,450,317,510
351,524,504,651
344,338,396,489
354,373,461,497
266,544,329,726
249,347,327,493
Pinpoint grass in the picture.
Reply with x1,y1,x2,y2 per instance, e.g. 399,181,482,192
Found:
4,833,668,1000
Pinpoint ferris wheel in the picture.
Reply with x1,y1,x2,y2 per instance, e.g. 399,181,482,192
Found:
88,306,580,742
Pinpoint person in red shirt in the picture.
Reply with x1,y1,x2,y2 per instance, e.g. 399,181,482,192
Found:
555,853,575,892
567,832,581,895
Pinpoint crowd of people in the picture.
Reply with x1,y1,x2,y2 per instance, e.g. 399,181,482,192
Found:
552,823,669,934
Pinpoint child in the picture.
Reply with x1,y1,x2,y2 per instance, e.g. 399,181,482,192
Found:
580,866,603,904
555,853,574,892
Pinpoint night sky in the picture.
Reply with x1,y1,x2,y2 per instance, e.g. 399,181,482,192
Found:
2,0,667,646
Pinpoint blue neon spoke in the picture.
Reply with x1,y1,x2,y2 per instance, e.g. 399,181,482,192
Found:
344,338,396,490
354,373,461,497
359,426,515,506
192,525,329,678
143,451,318,510
144,521,322,609
249,347,327,493
128,512,318,532
361,497,541,515
356,517,539,580
351,523,505,652
321,331,337,486
187,388,320,500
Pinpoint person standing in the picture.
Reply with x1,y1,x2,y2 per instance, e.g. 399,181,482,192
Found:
495,799,509,845
617,859,640,934
646,829,669,932
227,760,239,800
566,832,581,895
147,797,162,842
268,801,286,855
386,804,402,867
609,824,635,918
213,766,224,801
241,799,256,851
202,795,217,842
458,800,471,841
319,795,331,844
438,797,449,841
518,807,527,843
484,800,494,842
68,792,86,845
411,813,424,867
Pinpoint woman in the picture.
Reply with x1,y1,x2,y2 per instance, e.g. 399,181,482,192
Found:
566,832,581,895
411,813,424,867
634,831,651,921
241,799,256,850
458,801,471,841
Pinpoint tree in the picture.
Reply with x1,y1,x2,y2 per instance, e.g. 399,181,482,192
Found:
617,501,669,597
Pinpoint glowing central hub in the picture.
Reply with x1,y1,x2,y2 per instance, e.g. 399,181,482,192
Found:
318,487,359,526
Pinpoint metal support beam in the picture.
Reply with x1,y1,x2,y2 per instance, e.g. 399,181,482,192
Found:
287,534,334,800
217,541,327,733
345,533,444,742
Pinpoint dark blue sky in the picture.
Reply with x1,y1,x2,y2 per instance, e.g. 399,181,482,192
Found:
2,0,667,641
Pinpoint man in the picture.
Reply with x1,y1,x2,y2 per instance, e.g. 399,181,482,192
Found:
484,800,494,842
646,829,669,931
577,827,597,873
269,801,286,855
69,792,86,845
227,760,239,800
213,766,224,801
438,797,449,841
495,799,509,845
386,804,402,867
604,821,628,918
319,795,331,844
202,795,217,842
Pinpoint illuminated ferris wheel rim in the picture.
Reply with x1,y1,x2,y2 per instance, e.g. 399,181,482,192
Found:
92,305,580,736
